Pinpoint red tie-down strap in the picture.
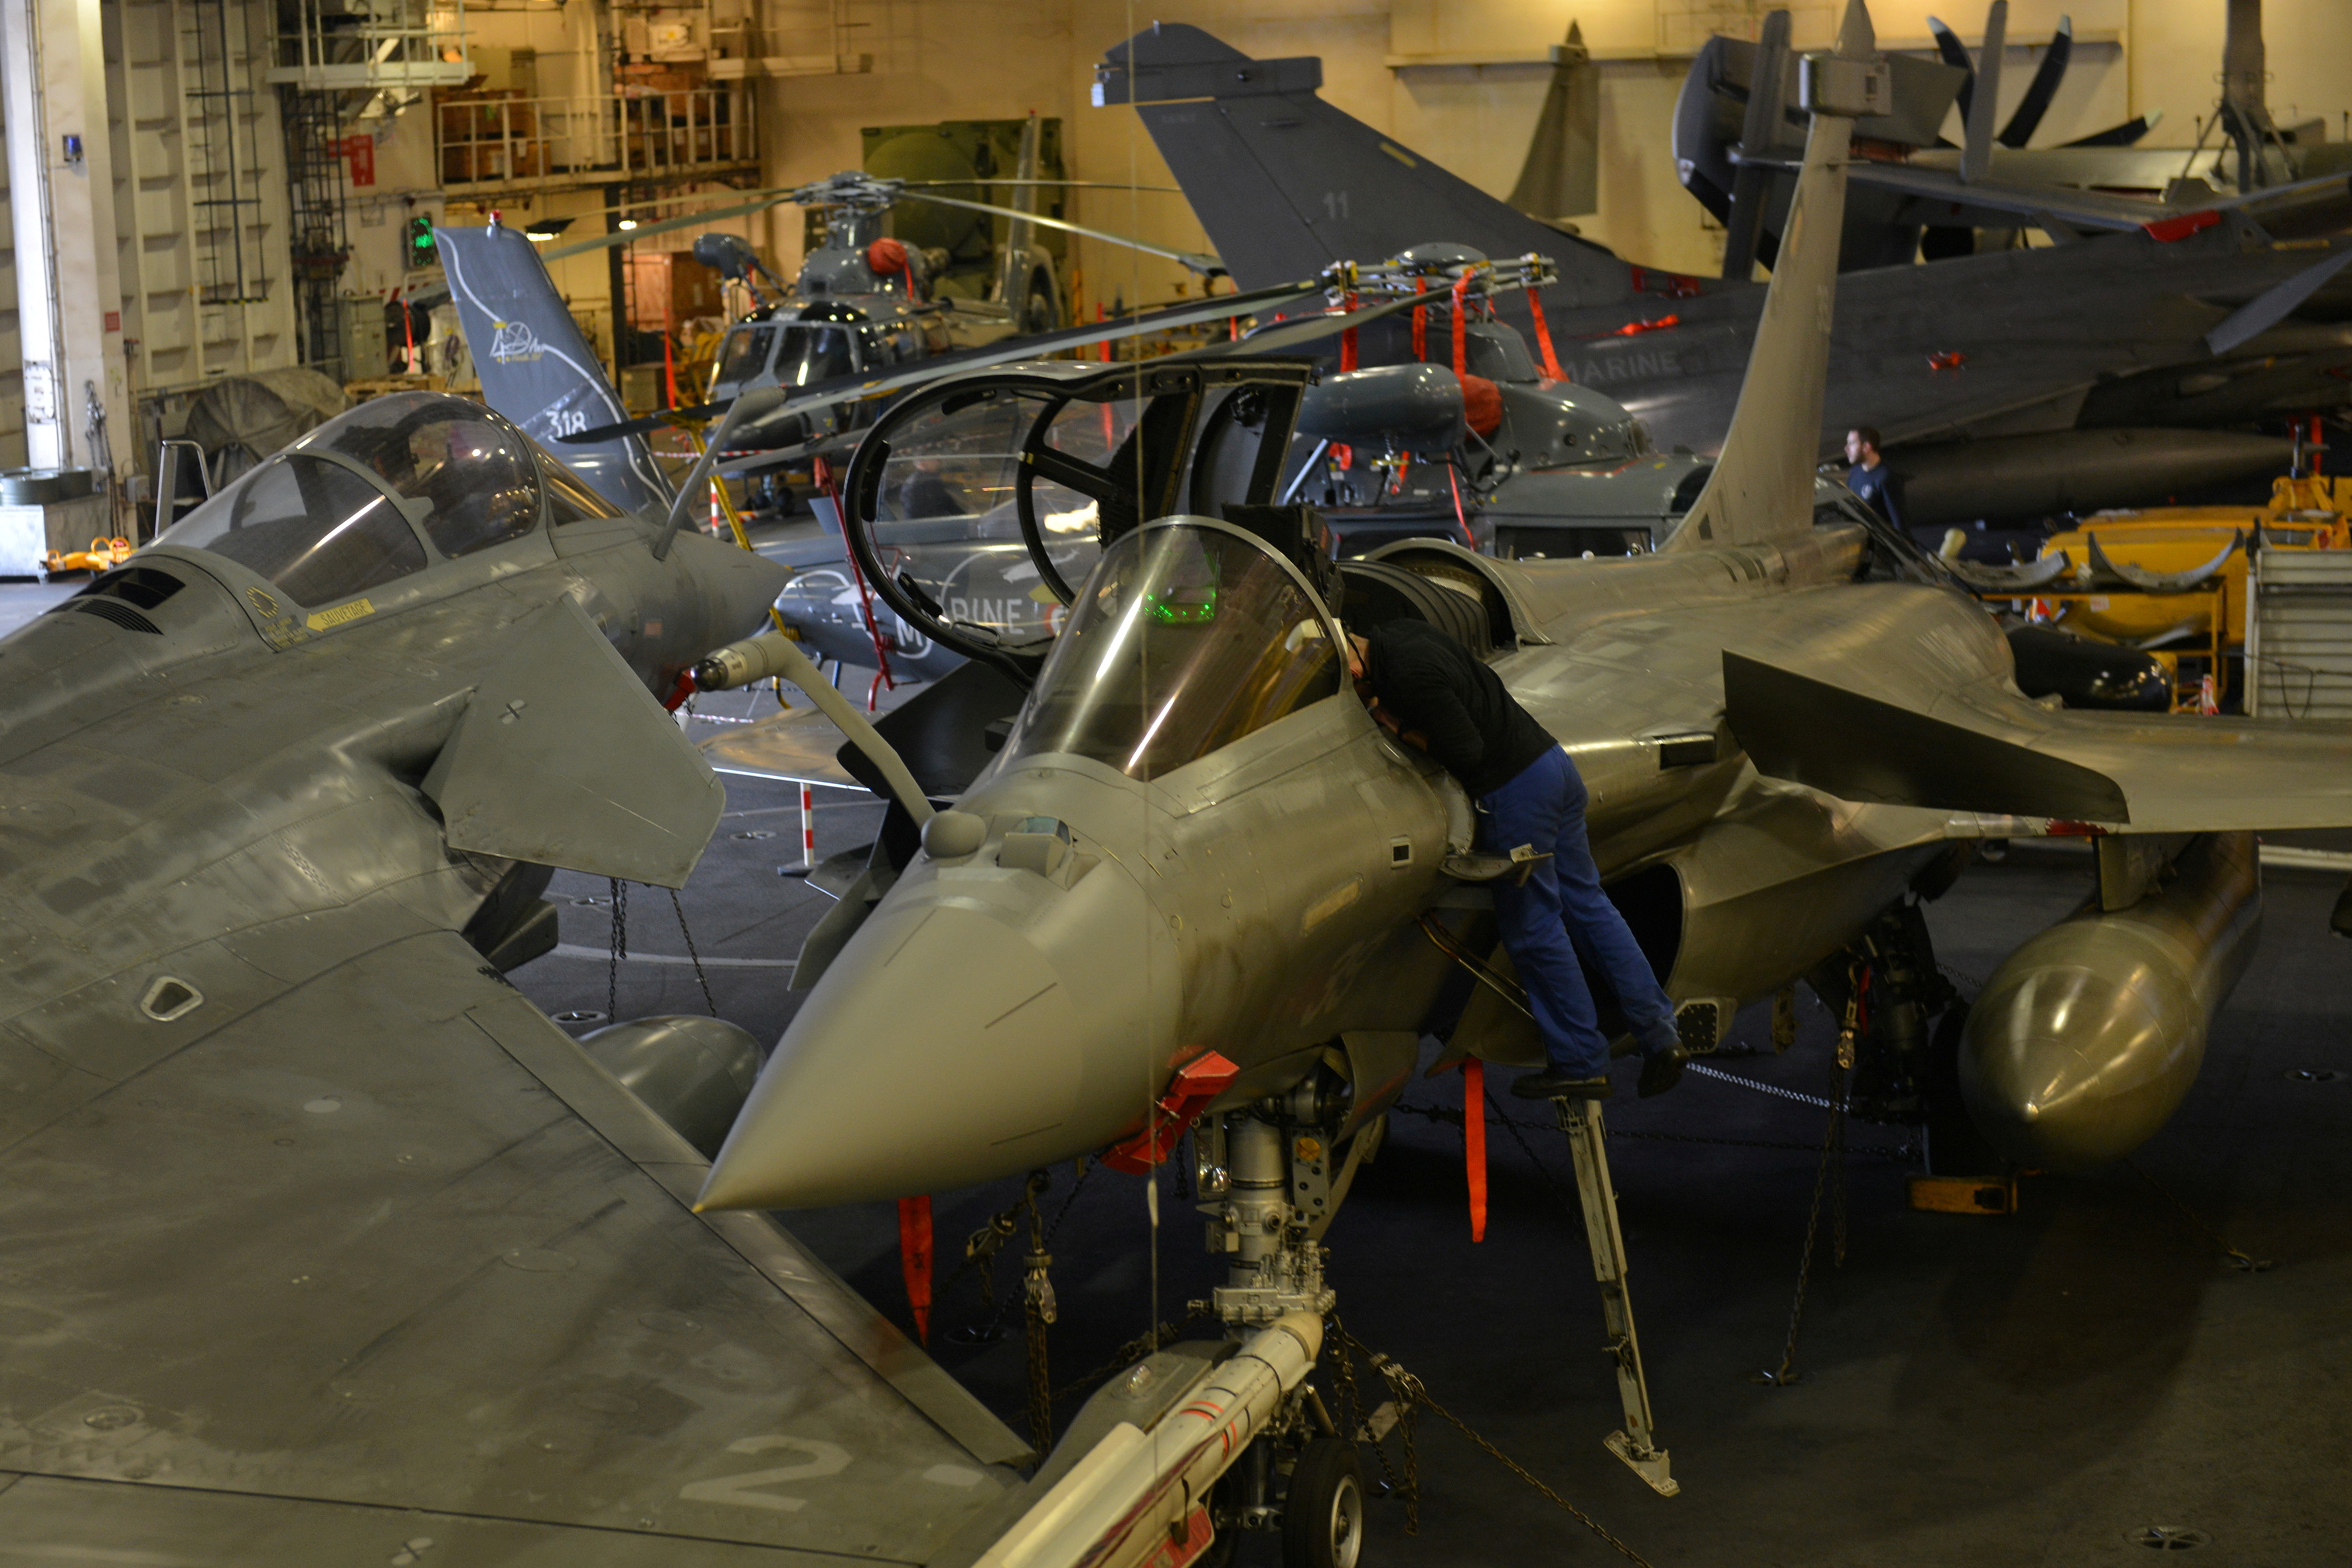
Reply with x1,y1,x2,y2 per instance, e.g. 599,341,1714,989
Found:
1101,1051,1241,1174
1450,271,1475,379
898,1195,934,1344
1525,287,1567,381
1462,1059,1488,1243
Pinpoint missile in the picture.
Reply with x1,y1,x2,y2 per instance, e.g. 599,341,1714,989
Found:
1960,831,2260,1170
969,1313,1324,1568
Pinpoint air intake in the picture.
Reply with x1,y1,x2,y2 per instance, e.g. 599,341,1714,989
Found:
66,598,162,635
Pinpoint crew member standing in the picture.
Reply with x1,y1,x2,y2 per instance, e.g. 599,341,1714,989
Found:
1347,619,1687,1101
1843,426,1905,528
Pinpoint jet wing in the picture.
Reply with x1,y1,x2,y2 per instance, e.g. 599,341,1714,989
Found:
700,705,862,790
1840,160,2352,239
0,926,1026,1562
1724,649,2352,832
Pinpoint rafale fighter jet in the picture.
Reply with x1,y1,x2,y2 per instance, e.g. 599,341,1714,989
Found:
1091,19,2352,529
694,3,2352,1239
0,256,1044,1551
1678,3,2352,275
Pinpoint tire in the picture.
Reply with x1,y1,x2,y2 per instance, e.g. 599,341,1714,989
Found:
1283,1438,1366,1568
1922,1002,1998,1175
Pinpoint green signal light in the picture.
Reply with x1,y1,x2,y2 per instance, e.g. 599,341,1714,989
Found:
1147,586,1217,625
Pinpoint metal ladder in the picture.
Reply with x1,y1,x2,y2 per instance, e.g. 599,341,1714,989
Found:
1555,1097,1678,1497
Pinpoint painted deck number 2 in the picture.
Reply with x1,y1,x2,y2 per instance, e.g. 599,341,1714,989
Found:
679,1436,850,1511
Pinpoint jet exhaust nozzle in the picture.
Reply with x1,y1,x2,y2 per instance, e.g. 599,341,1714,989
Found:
694,627,800,692
1960,831,2259,1170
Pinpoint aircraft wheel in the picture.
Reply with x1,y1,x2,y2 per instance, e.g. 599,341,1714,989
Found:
1923,1002,1997,1175
1283,1437,1366,1568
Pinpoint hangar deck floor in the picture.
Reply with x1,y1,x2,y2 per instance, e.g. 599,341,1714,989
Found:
512,757,2352,1568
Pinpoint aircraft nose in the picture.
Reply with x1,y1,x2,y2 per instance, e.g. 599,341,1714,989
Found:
698,895,1108,1210
1958,957,2199,1172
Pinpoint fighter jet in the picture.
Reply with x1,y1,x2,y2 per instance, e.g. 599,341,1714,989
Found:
696,1,2352,1241
1091,19,2352,530
1678,3,2352,275
0,228,1042,1557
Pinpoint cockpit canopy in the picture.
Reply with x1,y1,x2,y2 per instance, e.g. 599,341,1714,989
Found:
155,392,621,608
989,522,1342,781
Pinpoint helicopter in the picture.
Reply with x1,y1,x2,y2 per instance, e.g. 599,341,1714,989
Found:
540,117,1220,505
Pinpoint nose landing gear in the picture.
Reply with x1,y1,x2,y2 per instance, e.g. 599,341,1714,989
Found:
1182,1069,1385,1566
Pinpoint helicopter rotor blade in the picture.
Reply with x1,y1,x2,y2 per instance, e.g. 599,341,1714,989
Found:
540,190,801,260
888,189,1221,274
1926,15,1976,122
562,279,1324,447
896,179,1185,193
1999,14,2072,147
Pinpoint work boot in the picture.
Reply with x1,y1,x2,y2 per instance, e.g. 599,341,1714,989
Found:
1512,1069,1612,1101
1638,1045,1690,1099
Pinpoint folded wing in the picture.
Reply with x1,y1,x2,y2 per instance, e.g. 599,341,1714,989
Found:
0,924,1024,1561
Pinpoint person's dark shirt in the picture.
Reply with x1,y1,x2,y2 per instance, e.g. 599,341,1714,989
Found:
1361,618,1555,798
1847,459,1904,528
895,469,961,518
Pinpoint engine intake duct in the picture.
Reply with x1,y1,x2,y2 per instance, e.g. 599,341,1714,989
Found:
1336,560,1494,657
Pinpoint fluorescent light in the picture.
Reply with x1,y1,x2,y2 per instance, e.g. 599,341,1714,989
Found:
617,218,639,231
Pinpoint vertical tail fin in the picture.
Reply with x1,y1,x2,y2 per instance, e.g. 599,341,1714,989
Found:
435,222,672,514
1095,24,1636,308
1666,1,1882,553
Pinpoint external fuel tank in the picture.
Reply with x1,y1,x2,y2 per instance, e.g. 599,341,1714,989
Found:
1961,832,2260,1170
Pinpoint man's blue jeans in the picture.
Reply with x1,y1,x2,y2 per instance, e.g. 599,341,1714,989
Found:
1481,747,1678,1077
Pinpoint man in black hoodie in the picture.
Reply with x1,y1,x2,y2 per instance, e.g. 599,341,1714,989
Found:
1349,618,1687,1101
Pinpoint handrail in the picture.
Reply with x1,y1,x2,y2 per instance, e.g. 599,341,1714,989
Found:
433,87,757,193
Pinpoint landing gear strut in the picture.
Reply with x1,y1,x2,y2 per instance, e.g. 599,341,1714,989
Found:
1188,1068,1375,1565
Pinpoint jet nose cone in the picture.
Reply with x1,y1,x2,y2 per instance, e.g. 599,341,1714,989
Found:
1959,957,2200,1172
698,898,1105,1210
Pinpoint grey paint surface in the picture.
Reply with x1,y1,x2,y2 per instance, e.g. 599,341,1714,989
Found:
704,51,2352,1216
0,395,1028,1560
1097,24,2352,489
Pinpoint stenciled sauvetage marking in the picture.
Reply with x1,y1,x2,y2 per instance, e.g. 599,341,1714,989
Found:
677,1436,852,1512
306,598,376,632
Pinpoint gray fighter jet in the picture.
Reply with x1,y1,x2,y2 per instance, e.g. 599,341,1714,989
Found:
0,243,1038,1553
695,3,2352,1244
1092,19,2352,528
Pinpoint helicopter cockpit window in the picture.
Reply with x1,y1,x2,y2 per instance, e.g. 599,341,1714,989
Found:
776,325,858,387
527,435,629,524
993,523,1340,781
714,324,777,387
291,392,542,559
157,453,427,606
864,385,1113,642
